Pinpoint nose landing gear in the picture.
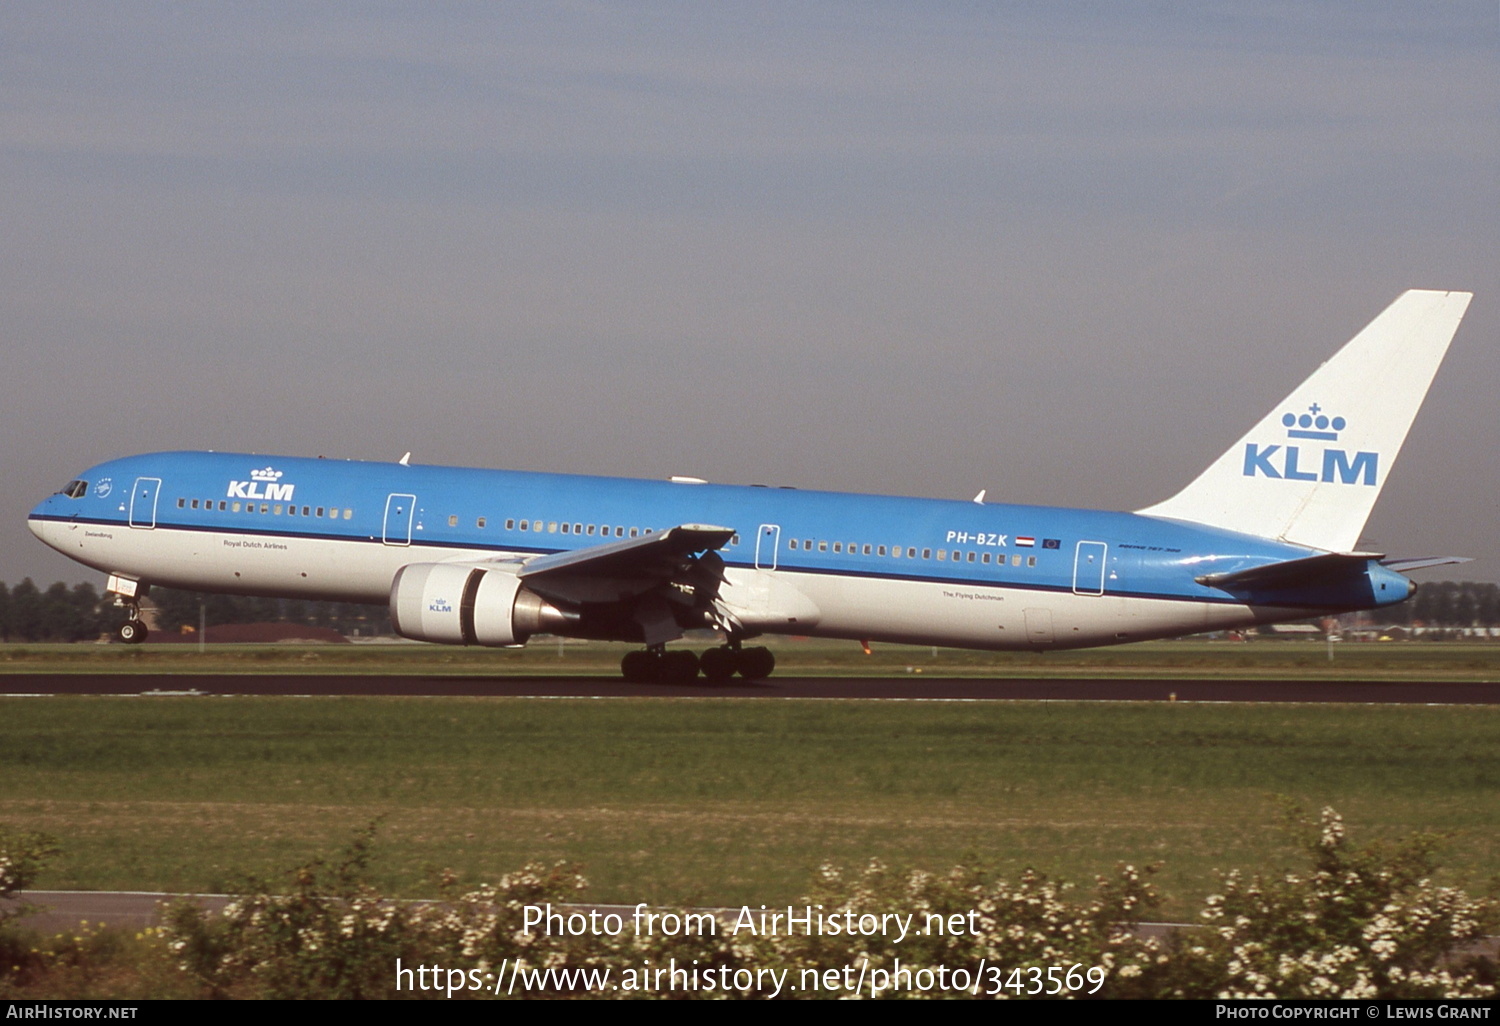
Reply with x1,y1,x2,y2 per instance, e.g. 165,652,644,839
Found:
116,608,149,644
105,576,150,644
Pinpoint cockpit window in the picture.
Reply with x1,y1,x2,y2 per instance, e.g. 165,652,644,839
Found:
57,480,88,499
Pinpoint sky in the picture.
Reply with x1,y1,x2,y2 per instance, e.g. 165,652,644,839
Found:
2,2,1496,591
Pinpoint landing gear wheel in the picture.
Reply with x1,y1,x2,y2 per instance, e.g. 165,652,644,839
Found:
699,646,738,683
660,650,700,685
621,650,660,683
737,646,775,680
117,620,148,645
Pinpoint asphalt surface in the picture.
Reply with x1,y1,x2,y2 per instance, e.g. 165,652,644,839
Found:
1,673,1497,703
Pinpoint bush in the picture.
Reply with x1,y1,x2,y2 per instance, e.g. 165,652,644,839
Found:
1160,807,1498,999
0,826,61,929
145,811,1497,999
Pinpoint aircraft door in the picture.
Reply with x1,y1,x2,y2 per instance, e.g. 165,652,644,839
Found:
128,477,161,529
383,493,417,546
1023,608,1054,645
1073,541,1107,595
754,524,780,570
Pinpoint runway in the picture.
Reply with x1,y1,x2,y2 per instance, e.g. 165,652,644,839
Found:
1,674,1497,703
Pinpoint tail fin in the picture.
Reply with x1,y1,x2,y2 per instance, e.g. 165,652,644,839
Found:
1136,289,1472,552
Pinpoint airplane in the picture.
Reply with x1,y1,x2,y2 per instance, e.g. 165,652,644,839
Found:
28,289,1473,683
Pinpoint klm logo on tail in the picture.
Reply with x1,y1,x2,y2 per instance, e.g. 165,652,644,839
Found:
1242,405,1378,486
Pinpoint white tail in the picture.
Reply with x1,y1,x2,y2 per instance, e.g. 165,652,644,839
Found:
1137,289,1472,552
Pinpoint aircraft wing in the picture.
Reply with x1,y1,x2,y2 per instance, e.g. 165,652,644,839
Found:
509,523,735,605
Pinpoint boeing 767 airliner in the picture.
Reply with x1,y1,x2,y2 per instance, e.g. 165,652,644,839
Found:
29,290,1473,682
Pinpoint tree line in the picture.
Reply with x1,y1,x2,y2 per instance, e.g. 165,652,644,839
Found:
1,577,1496,643
1389,579,1500,630
0,579,387,642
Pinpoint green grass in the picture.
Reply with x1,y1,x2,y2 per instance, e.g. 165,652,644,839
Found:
2,696,1496,918
2,638,1499,680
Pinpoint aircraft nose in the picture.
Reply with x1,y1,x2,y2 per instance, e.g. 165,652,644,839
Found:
28,512,49,544
28,497,56,545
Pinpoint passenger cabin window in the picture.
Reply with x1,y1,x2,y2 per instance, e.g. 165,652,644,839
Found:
477,517,487,528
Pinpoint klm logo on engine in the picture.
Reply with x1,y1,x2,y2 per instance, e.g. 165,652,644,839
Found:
1243,405,1378,486
227,466,296,502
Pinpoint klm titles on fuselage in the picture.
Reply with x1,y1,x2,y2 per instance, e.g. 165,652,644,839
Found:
1242,406,1378,486
226,466,296,503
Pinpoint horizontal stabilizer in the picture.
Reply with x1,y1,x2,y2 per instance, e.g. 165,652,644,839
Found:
1195,552,1382,590
1379,556,1473,574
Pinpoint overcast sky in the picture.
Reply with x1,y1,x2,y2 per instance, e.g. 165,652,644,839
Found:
3,2,1496,590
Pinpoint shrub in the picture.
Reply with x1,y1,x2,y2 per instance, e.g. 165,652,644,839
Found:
0,826,61,929
1160,807,1497,999
151,810,1496,999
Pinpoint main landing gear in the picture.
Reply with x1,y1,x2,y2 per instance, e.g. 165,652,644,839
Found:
620,642,775,684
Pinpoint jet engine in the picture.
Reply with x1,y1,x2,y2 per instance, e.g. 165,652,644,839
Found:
389,562,576,646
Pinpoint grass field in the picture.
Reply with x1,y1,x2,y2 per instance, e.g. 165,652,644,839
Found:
2,637,1499,680
2,693,1496,919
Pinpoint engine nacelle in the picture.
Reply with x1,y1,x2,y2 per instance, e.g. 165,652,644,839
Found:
389,562,575,646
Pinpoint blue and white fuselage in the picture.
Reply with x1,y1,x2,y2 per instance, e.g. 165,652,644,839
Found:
29,449,1411,650
25,289,1474,679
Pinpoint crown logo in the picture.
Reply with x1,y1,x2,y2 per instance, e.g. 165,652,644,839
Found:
1281,403,1345,441
250,467,284,482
